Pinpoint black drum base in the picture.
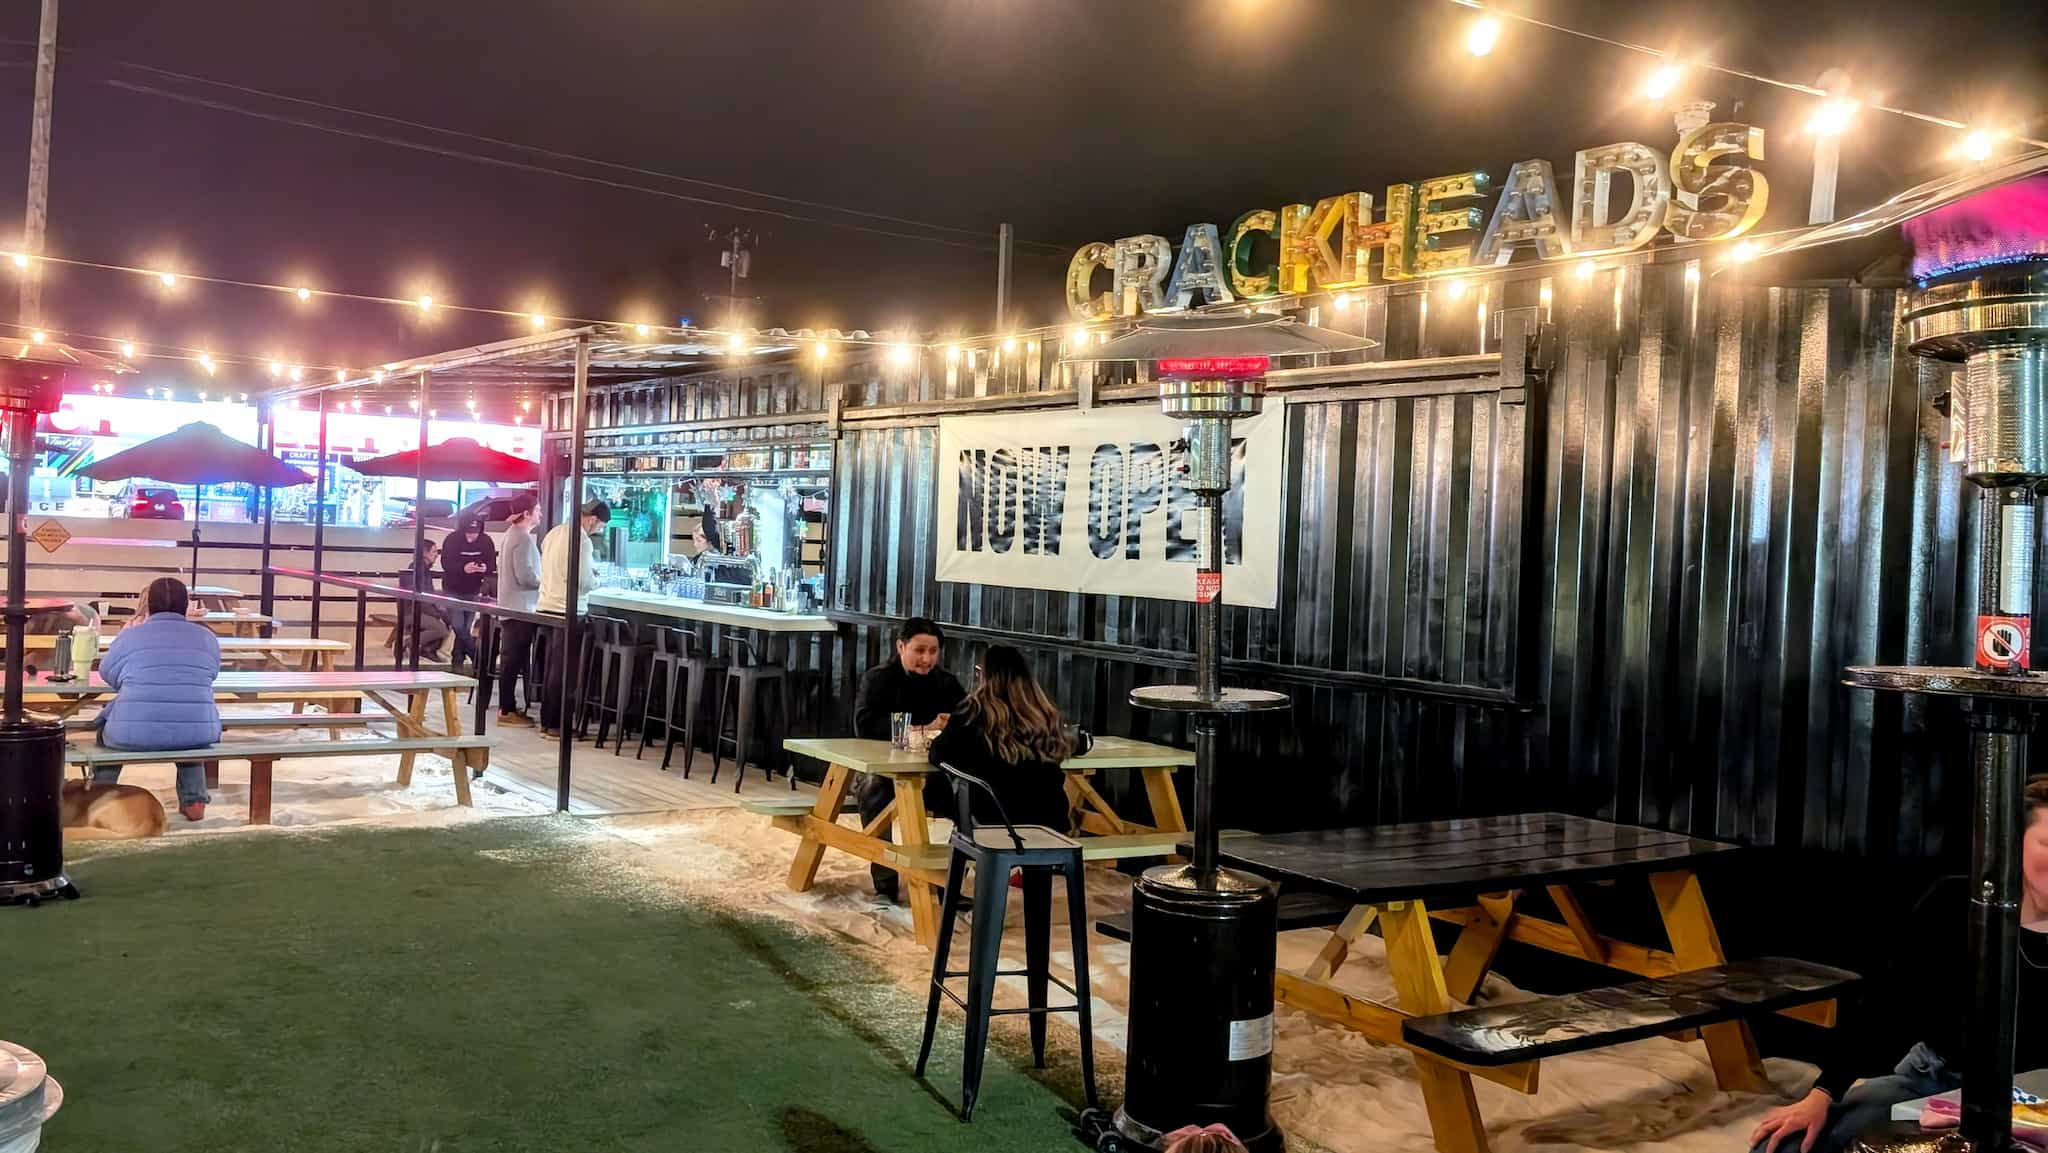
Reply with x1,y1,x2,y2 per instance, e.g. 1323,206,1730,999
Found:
1113,863,1283,1153
0,874,77,907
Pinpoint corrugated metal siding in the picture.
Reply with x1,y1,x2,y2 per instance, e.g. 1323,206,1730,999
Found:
582,257,1979,863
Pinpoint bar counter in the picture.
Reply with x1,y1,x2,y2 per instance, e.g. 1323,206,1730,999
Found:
587,589,834,633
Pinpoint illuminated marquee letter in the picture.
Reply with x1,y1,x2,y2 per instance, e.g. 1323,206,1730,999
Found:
1414,171,1491,276
1570,141,1672,255
1276,192,1371,295
1667,123,1769,242
1066,242,1114,321
1225,210,1279,299
1476,159,1572,266
1111,234,1174,316
1162,223,1235,311
1355,185,1416,282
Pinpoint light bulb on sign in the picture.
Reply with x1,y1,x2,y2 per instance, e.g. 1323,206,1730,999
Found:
1465,16,1500,56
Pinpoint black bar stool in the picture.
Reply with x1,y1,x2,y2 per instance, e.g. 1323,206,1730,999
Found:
634,626,694,761
582,617,642,746
709,635,788,792
915,764,1098,1122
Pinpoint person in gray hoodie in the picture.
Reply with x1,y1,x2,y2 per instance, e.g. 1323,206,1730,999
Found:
494,495,543,724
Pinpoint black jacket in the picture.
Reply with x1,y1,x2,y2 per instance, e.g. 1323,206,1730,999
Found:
852,660,966,741
926,712,1070,831
1813,876,2045,1099
441,530,497,598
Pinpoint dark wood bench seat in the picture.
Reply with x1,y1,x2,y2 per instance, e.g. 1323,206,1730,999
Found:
1401,957,1859,1066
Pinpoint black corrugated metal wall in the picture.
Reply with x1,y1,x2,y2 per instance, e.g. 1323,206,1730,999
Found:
578,255,1978,864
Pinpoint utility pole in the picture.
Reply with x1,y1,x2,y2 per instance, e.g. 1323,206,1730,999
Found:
710,226,756,328
20,0,57,327
995,222,1013,332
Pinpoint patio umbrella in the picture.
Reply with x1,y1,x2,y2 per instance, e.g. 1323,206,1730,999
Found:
79,421,314,488
349,437,537,483
77,422,314,588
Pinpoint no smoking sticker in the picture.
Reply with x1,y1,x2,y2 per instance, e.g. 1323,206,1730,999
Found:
1977,615,2031,669
1195,571,1222,604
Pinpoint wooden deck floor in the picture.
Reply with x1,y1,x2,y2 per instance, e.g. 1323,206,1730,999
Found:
476,713,820,816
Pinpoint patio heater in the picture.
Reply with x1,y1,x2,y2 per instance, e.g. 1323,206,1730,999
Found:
1837,173,2048,1153
0,344,101,907
1066,314,1369,1153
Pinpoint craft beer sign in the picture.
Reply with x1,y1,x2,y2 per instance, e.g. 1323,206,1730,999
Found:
937,405,1286,608
1066,122,1769,319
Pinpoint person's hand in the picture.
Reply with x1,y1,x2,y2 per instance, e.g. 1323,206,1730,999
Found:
1750,1089,1831,1153
928,713,950,731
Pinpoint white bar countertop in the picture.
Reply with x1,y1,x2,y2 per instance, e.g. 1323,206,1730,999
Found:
588,589,836,633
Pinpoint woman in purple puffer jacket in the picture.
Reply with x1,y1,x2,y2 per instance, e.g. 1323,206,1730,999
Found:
96,577,221,821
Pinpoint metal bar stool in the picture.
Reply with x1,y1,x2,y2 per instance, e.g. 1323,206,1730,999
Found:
915,764,1099,1122
582,616,641,746
709,635,789,792
634,625,694,761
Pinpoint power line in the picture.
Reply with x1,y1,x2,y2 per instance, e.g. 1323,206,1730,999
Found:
76,51,1074,254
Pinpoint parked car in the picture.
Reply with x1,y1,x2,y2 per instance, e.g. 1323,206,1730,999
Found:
455,486,539,528
117,485,186,520
383,497,457,528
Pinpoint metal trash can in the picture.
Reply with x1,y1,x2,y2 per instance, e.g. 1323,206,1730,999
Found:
0,717,74,907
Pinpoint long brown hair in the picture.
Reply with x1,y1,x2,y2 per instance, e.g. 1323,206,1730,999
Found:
2028,776,2047,825
962,644,1072,766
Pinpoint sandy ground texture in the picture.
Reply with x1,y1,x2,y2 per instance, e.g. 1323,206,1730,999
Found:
579,808,1821,1153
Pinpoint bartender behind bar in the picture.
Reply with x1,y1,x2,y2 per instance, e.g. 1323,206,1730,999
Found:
852,616,966,900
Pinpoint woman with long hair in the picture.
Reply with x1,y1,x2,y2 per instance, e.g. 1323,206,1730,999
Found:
926,643,1074,829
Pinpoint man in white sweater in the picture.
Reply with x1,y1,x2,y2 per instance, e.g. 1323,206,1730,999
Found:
538,498,611,737
493,496,544,724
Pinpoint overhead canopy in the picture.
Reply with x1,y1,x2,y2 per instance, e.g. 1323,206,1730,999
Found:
1065,313,1378,364
349,437,538,483
77,422,314,487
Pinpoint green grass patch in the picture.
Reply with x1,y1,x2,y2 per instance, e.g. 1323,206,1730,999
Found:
4,819,1082,1152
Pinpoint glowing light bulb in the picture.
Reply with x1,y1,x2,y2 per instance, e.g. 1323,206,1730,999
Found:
198,353,216,375
289,366,303,382
430,409,438,419
944,344,960,363
295,287,311,302
157,271,177,288
238,394,248,403
1807,99,1856,137
199,391,208,402
890,343,915,368
409,399,419,411
1644,64,1681,100
1441,277,1467,300
466,398,478,410
28,330,45,344
9,253,28,270
1729,239,1760,263
529,313,546,330
416,294,435,311
634,323,651,338
120,342,135,359
351,398,362,411
268,361,282,378
371,371,384,384
1684,262,1702,285
1960,130,1996,162
728,331,747,353
812,341,829,362
1574,260,1597,282
335,369,347,383
1001,337,1017,354
1332,293,1352,311
384,405,392,415
521,400,532,412
1466,16,1500,56
1069,325,1090,344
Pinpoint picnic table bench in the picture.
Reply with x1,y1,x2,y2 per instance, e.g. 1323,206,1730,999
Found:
1217,813,1858,1153
35,669,483,803
776,735,1193,945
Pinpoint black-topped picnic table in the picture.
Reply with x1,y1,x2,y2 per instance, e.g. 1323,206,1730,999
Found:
1215,813,1853,1153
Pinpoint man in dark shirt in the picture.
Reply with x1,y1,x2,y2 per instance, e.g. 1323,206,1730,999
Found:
852,616,966,899
440,517,497,673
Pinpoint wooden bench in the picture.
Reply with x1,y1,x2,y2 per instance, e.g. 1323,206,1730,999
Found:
1401,957,1859,1066
66,734,496,825
739,795,859,818
63,713,397,734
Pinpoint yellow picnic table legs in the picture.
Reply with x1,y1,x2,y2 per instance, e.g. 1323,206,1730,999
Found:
371,688,471,808
1651,869,1767,1093
787,763,855,890
890,776,942,946
1068,764,1189,838
1383,900,1492,1153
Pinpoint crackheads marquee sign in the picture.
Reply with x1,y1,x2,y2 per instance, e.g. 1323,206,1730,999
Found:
1066,121,1769,319
936,404,1286,608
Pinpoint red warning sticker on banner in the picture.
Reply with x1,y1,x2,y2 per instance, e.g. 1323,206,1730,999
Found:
1977,615,2031,669
1195,571,1222,604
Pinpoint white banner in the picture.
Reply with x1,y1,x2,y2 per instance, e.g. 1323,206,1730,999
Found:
935,401,1284,608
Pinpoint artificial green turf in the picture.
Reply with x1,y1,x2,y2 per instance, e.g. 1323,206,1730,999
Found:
4,819,1084,1152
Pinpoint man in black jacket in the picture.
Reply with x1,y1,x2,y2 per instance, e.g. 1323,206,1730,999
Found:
852,616,966,899
440,517,496,673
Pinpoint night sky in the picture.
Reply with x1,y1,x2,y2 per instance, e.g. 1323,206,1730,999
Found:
0,0,2038,382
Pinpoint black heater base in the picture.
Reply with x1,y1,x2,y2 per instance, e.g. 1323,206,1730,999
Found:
1111,863,1284,1153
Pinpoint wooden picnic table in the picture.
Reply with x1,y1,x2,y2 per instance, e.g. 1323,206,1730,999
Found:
189,585,246,612
1216,813,1766,1153
17,634,350,670
193,611,278,638
779,734,1193,945
29,668,478,796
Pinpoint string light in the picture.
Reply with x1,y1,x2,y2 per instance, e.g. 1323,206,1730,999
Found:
294,286,311,302
1729,239,1761,263
156,271,177,288
529,313,546,330
1332,293,1352,311
197,352,216,375
1069,325,1090,344
1441,277,1468,300
889,343,915,368
416,294,434,311
1959,130,1997,162
728,331,747,354
28,330,45,344
267,360,282,378
812,341,829,362
334,369,347,382
1644,64,1682,100
1466,15,1501,56
1807,98,1857,137
1001,336,1018,354
119,341,134,359
371,370,384,384
8,253,27,270
1574,260,1597,281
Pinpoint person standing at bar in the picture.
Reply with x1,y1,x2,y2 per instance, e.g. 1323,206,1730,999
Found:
851,616,965,900
440,515,496,674
494,496,542,725
537,498,610,739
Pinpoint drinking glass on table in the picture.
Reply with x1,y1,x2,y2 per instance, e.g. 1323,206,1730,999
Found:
890,711,912,749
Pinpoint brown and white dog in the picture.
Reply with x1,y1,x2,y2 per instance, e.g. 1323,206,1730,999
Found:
61,779,168,840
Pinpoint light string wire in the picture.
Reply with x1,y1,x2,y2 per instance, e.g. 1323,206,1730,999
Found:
1442,0,2048,149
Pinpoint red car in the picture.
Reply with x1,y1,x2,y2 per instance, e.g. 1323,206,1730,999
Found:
120,485,186,519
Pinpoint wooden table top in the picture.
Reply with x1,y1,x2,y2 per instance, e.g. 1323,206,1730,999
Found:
783,734,1192,775
14,634,350,652
1216,812,1741,906
25,669,474,696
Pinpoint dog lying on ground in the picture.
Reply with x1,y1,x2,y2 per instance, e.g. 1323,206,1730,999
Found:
61,779,168,840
